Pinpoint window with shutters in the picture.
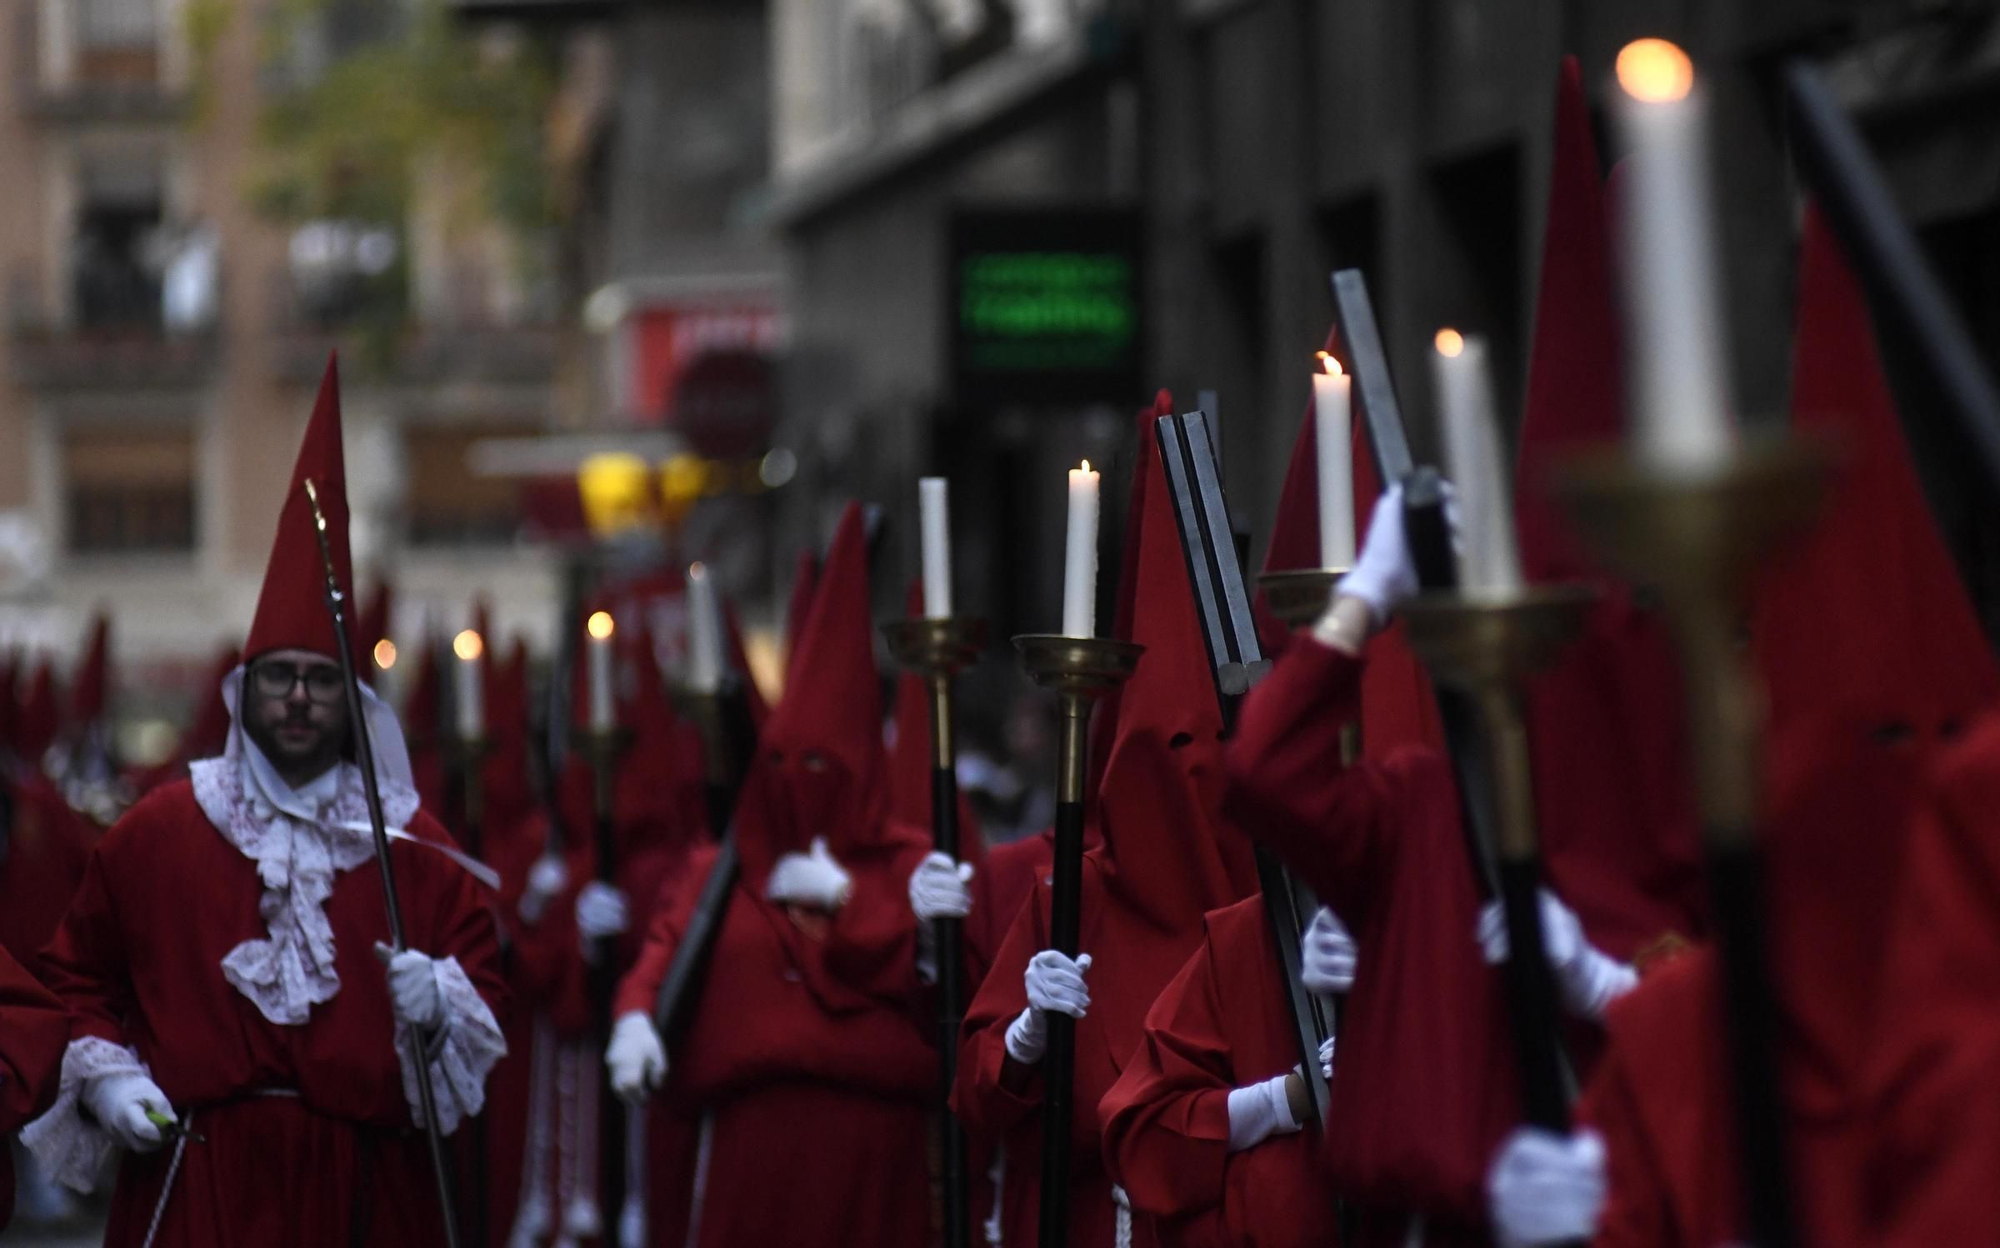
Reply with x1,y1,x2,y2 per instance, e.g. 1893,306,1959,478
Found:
64,426,197,555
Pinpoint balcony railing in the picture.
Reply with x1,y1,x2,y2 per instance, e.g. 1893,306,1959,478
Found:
7,269,219,390
266,276,559,387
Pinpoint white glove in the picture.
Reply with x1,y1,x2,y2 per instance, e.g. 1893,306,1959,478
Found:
1488,1127,1607,1248
1477,890,1639,1020
1317,1034,1335,1080
377,943,446,1030
84,1072,173,1153
605,1011,668,1105
1225,1072,1302,1152
909,852,975,922
520,854,568,924
1300,906,1358,995
576,881,631,941
1336,485,1419,625
764,836,854,911
1004,951,1093,1064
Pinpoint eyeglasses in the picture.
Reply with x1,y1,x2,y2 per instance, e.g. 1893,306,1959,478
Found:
249,660,345,705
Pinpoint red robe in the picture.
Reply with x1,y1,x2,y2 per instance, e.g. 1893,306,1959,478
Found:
615,835,937,1248
0,770,95,976
1224,641,1514,1246
1100,895,1337,1247
954,856,1213,1248
34,780,506,1247
0,943,69,1231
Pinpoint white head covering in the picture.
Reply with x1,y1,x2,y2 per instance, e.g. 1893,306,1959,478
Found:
190,666,422,1026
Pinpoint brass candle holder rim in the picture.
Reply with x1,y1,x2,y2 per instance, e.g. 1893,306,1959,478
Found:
1012,633,1146,697
1399,583,1600,688
1551,429,1839,496
882,616,989,672
1256,567,1352,628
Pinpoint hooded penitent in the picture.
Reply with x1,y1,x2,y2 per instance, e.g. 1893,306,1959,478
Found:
13,660,60,766
1514,56,1707,961
67,613,112,735
1255,330,1444,761
732,502,912,893
1580,207,2000,1248
783,549,820,691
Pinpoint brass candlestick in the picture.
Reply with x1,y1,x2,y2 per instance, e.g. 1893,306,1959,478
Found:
1401,585,1595,1132
1554,434,1833,1248
1554,439,1833,844
1256,567,1349,629
1013,633,1142,1248
884,616,986,1248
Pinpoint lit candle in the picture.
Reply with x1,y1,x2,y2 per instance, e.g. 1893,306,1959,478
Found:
586,611,616,733
919,477,953,619
685,564,724,695
1061,461,1100,638
1432,330,1525,596
1312,353,1356,567
452,629,484,742
1613,38,1735,470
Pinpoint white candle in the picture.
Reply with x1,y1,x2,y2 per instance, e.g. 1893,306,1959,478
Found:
1432,331,1525,596
586,611,616,732
1613,38,1735,471
685,564,724,695
1061,461,1100,638
452,629,484,741
1312,353,1356,567
919,477,953,619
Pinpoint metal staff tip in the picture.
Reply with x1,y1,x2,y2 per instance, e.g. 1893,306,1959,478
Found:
302,477,326,531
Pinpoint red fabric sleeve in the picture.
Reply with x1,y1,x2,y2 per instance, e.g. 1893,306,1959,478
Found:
1223,640,1394,922
1100,927,1234,1220
951,876,1050,1139
0,943,68,1129
1577,1042,1672,1248
37,839,135,1049
613,843,718,1020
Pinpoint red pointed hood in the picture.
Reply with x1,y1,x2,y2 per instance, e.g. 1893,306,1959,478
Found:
1093,416,1260,931
1513,57,1708,958
1516,57,1625,582
1748,208,2000,1110
1087,389,1173,797
734,503,902,889
15,659,60,762
1754,207,2000,734
357,579,395,657
246,357,354,664
782,549,820,689
68,612,113,727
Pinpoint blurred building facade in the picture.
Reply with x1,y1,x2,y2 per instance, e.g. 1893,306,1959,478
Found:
764,0,2000,642
0,0,573,728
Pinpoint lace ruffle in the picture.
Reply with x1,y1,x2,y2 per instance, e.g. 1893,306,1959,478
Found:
192,752,418,1026
20,1037,150,1192
394,954,507,1134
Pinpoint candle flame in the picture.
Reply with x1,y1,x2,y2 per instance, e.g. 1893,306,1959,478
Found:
1079,460,1092,473
1617,38,1694,104
372,639,397,671
587,610,615,641
453,630,484,662
1434,328,1466,358
1316,351,1343,378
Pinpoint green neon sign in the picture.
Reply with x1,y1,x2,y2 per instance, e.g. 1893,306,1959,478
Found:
958,250,1137,372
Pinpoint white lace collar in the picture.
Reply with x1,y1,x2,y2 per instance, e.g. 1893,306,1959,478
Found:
190,677,420,1026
